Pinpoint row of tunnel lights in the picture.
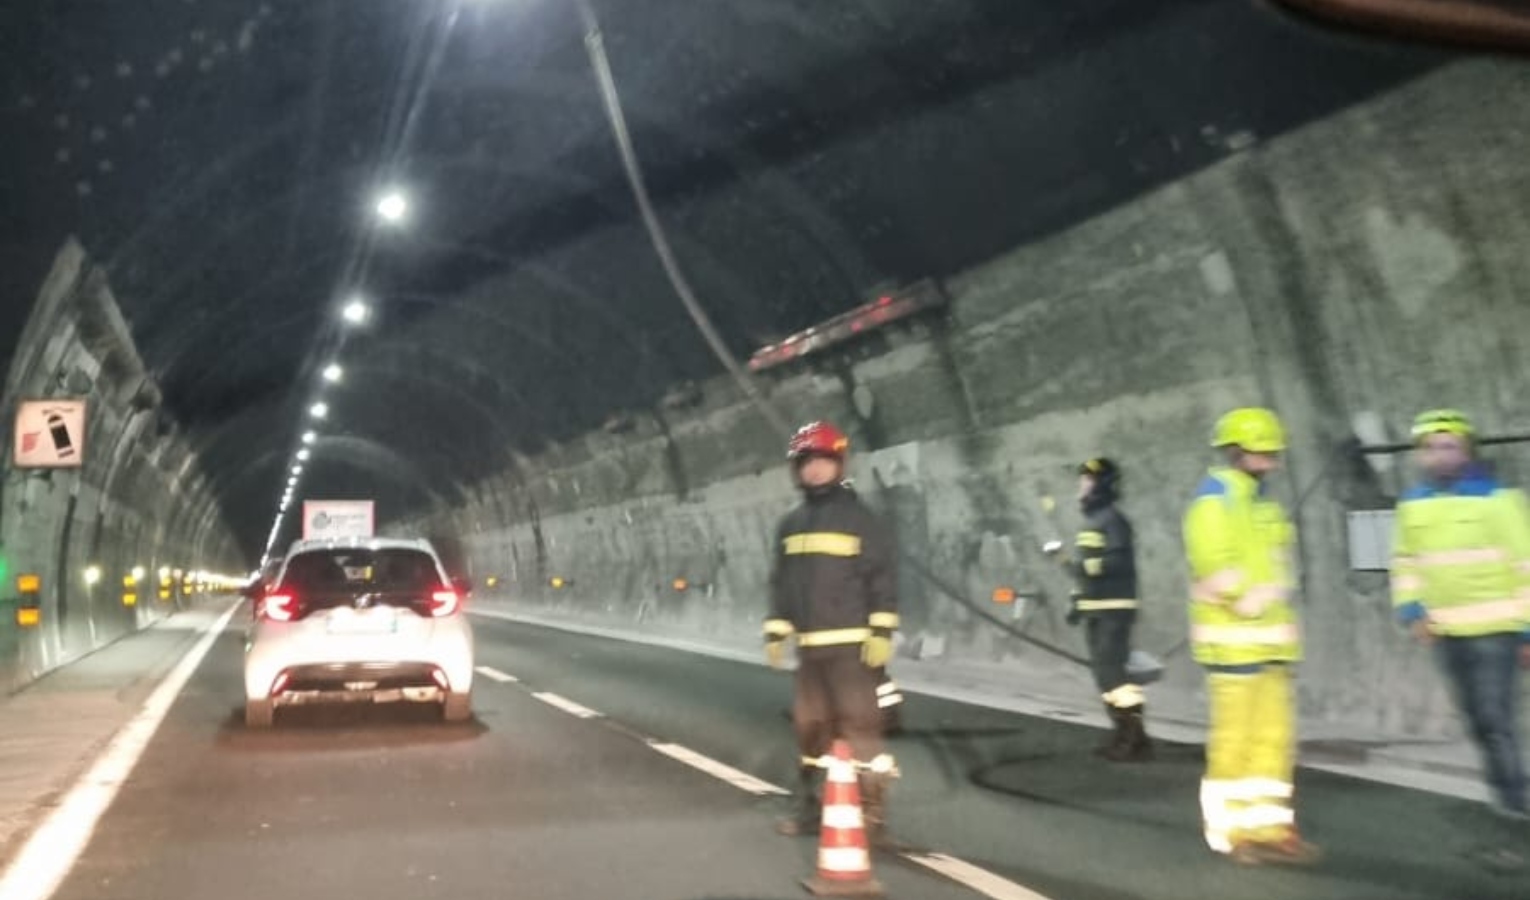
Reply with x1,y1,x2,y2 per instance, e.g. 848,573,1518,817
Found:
261,190,411,559
13,567,247,627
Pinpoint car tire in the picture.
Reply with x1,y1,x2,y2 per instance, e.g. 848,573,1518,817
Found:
245,698,275,728
443,691,472,723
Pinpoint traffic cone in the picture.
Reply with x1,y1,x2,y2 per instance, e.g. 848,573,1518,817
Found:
802,739,884,897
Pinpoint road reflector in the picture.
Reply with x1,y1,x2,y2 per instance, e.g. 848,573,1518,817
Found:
122,593,138,607
992,586,1017,604
673,578,689,592
16,574,40,594
15,607,40,627
549,576,566,589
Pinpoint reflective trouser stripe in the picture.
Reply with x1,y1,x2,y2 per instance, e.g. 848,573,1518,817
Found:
1201,780,1235,854
1102,683,1145,708
1077,598,1138,611
797,627,872,647
1237,804,1295,829
876,680,903,708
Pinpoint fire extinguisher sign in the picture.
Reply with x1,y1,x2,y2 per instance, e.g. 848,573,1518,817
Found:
13,399,87,469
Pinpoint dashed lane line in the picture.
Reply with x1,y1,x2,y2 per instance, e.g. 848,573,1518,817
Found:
904,853,1056,900
474,665,518,683
646,741,790,796
530,691,602,719
490,675,1056,900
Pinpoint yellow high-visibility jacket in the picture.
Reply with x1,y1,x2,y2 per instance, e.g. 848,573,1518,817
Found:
1183,467,1301,668
1391,469,1530,638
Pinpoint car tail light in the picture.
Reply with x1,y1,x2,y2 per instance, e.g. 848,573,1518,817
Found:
261,593,299,622
429,589,460,617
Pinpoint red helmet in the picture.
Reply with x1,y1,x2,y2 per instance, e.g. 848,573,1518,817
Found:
787,421,849,461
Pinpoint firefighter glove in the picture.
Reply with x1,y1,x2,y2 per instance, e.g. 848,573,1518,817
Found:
765,638,788,669
861,634,894,668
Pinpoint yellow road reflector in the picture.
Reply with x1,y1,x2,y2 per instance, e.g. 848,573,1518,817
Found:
17,574,40,593
992,586,1017,605
15,607,40,627
122,593,138,607
673,578,689,592
550,576,566,589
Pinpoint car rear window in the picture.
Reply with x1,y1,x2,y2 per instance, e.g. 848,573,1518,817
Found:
280,548,442,595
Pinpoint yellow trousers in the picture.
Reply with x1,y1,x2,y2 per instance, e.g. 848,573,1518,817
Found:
1200,665,1297,853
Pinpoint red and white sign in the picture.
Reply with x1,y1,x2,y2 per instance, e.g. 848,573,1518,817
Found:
14,399,87,468
302,500,376,540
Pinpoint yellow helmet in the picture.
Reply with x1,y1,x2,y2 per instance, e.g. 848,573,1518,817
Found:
1411,408,1474,442
1211,407,1287,453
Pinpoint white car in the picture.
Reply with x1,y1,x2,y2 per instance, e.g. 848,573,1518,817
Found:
243,537,475,727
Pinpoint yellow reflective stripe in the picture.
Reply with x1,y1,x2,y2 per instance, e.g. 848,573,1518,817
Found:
797,627,872,647
1427,599,1529,626
1075,531,1106,549
1102,684,1144,707
783,532,862,557
1191,623,1299,645
1083,558,1104,576
1076,598,1138,611
763,619,795,637
1417,548,1509,566
868,611,900,630
1193,569,1244,603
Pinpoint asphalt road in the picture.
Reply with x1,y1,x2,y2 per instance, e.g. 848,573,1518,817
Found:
44,616,1530,900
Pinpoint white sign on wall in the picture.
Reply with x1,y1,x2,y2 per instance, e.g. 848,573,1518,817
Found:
14,399,87,468
1347,509,1396,572
303,500,376,540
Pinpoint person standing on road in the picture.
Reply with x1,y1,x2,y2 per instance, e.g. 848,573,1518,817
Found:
764,420,899,844
1058,457,1152,761
1183,408,1321,866
1391,409,1530,822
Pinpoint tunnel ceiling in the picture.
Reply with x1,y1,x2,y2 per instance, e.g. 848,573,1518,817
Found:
0,0,1446,556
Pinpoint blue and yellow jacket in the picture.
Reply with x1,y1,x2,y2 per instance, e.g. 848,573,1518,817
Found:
1391,467,1530,640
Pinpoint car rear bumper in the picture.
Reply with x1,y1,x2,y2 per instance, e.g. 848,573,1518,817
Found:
273,661,449,706
244,620,475,701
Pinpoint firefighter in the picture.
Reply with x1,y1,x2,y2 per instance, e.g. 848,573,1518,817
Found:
1062,457,1151,761
1391,409,1530,822
764,421,899,843
1183,407,1320,865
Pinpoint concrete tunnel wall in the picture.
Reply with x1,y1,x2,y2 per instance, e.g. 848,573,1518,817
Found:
0,239,240,693
393,59,1530,741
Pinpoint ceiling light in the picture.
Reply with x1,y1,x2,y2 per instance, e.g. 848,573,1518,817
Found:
322,363,343,383
341,298,369,324
302,431,317,445
309,402,328,419
297,449,311,461
376,190,408,224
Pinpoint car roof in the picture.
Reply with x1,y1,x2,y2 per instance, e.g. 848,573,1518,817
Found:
284,537,437,557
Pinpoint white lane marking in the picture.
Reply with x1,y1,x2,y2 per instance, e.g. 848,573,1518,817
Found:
531,691,601,719
903,852,1056,900
474,665,518,683
0,604,239,900
646,742,790,796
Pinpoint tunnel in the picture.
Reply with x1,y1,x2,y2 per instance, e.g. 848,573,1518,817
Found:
1,2,1529,898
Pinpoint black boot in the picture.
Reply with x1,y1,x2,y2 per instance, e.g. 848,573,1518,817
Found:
1095,705,1127,757
1102,705,1153,762
776,766,822,836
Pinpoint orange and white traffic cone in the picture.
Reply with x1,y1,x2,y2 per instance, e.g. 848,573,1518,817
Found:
802,739,884,897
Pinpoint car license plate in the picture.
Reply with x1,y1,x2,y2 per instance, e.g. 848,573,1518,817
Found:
326,608,398,634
